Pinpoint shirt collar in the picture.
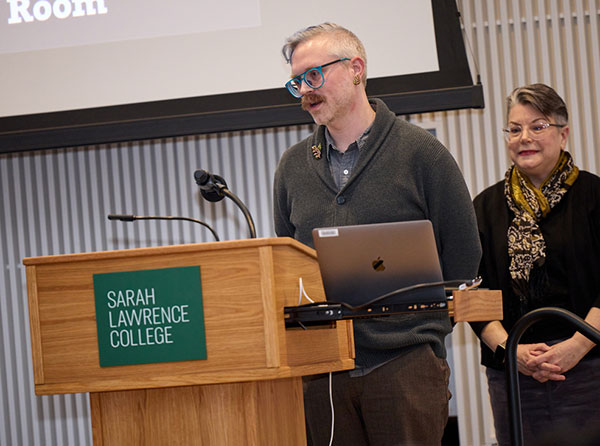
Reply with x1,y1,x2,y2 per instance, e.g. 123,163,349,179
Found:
324,124,372,160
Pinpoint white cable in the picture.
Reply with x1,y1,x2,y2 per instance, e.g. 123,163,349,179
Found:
328,372,334,446
298,278,331,444
298,277,315,304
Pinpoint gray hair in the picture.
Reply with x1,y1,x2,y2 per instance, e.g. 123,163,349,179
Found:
282,22,368,84
506,83,568,124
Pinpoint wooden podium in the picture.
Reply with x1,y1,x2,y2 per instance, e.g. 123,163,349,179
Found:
23,237,355,446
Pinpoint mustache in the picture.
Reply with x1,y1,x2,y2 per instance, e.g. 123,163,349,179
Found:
301,93,325,110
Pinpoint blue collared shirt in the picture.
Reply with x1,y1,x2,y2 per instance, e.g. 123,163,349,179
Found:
325,125,372,190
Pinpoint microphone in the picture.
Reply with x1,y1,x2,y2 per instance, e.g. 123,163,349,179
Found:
107,214,220,241
193,169,257,239
193,170,228,203
107,214,135,222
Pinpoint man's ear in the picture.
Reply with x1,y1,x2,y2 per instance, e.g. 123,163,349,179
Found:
351,56,366,78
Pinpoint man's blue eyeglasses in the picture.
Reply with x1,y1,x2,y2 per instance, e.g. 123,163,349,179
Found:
285,57,350,98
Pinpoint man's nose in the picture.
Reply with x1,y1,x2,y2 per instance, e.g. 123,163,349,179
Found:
299,80,314,96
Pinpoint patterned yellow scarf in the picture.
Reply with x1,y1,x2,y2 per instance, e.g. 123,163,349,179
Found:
504,150,579,285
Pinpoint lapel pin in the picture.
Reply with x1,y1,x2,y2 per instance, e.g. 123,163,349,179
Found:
311,144,322,160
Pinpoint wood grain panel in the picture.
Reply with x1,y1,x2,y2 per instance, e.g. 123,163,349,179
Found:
90,378,306,445
24,238,354,394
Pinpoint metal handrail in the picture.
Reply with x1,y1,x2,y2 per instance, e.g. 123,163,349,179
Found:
505,307,600,446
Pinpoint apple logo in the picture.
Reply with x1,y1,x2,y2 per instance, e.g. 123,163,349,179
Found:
372,257,385,272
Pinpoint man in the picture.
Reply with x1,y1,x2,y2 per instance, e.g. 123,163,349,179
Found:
273,23,481,445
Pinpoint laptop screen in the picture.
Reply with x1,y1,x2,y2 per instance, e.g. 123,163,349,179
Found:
312,220,446,307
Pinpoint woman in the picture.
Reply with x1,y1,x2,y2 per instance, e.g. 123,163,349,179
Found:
471,83,600,445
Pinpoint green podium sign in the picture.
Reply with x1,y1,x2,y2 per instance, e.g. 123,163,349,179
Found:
93,265,206,367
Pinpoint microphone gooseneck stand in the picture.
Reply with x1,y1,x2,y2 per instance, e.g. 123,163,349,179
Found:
213,186,257,239
107,214,220,241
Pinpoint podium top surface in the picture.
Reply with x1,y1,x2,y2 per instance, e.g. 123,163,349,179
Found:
23,236,315,265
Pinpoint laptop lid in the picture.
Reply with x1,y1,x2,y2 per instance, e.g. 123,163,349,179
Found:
312,220,445,307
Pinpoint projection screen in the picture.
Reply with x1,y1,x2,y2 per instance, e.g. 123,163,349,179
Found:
0,0,483,153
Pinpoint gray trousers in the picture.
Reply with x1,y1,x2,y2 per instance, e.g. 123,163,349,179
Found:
303,344,450,446
486,355,600,446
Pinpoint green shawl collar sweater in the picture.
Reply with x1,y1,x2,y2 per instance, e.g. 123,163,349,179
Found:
274,98,481,367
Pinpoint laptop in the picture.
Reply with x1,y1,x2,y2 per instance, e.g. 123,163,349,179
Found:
311,220,446,308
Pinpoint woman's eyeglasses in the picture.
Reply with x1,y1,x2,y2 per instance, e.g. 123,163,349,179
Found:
502,121,566,142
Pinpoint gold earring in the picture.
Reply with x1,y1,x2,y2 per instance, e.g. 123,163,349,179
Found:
353,75,361,85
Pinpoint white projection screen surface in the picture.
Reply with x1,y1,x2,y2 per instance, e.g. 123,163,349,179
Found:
0,0,483,153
